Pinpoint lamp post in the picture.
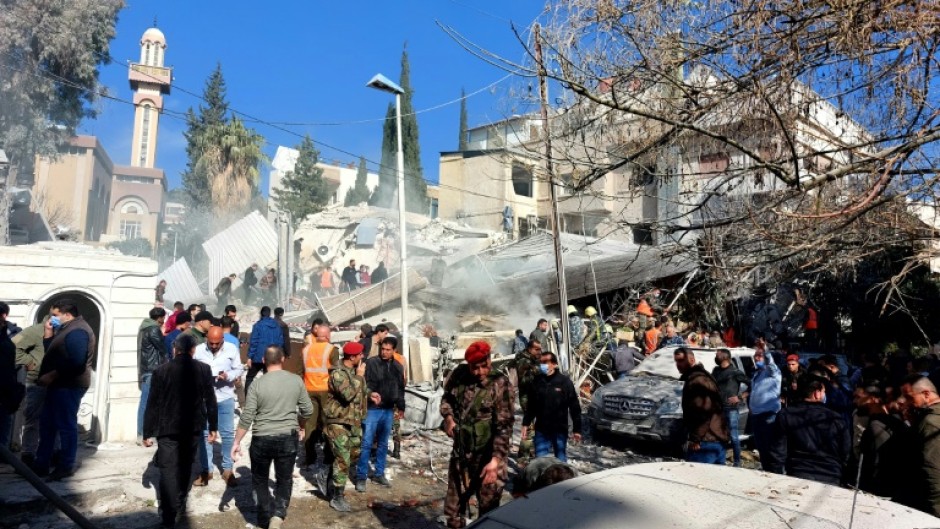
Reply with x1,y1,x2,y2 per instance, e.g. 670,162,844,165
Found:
367,73,409,365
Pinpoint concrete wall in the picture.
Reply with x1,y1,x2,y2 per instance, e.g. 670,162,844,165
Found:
0,244,158,443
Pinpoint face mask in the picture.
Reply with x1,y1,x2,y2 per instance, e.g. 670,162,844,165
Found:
821,393,827,405
539,364,550,375
755,361,765,369
714,357,722,365
50,316,62,331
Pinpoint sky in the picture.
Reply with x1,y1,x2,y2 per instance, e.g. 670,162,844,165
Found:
79,0,547,194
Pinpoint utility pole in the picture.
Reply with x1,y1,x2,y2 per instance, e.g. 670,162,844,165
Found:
534,24,572,373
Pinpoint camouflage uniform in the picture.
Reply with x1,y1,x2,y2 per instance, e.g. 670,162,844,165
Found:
440,364,515,529
507,350,539,463
323,365,368,491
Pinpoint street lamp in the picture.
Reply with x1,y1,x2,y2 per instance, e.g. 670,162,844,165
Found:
367,73,409,365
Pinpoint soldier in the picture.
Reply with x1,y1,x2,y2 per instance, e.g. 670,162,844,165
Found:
322,341,368,512
441,341,514,529
506,339,541,465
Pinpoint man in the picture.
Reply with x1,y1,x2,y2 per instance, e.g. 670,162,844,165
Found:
356,336,405,492
300,318,341,471
507,339,541,464
242,263,259,304
855,382,915,504
529,318,552,354
137,307,168,445
582,307,602,348
510,456,577,497
341,259,359,292
215,273,236,312
440,342,514,529
521,352,581,462
164,312,191,359
224,305,240,338
0,301,21,449
610,342,642,379
749,345,783,473
318,265,335,296
769,375,850,485
818,354,854,425
163,302,185,335
11,314,48,463
143,334,218,529
273,307,291,358
323,341,368,512
567,306,584,352
657,323,686,348
219,317,240,349
711,348,749,467
194,327,244,487
781,353,805,406
31,300,96,480
232,346,312,529
644,320,662,356
371,261,388,284
511,330,527,356
903,375,940,516
184,311,213,346
674,347,729,465
357,324,374,357
369,324,389,359
247,306,283,394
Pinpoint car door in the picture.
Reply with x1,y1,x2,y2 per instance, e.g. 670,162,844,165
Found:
736,355,757,436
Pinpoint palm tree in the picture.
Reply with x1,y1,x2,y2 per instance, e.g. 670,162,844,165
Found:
194,117,266,219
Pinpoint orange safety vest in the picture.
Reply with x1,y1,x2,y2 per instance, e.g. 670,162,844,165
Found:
805,308,818,330
636,299,654,317
303,341,334,392
320,270,333,289
393,352,407,384
644,328,660,353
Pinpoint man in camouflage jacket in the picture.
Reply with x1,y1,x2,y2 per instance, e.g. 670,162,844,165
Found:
441,342,515,529
507,339,541,463
322,341,368,512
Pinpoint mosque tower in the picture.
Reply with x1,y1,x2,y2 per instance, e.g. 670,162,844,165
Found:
128,25,172,168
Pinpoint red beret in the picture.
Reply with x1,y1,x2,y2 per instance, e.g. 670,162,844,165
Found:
786,354,800,362
465,341,491,364
343,341,364,356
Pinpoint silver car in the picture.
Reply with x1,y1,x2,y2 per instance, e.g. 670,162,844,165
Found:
587,345,756,446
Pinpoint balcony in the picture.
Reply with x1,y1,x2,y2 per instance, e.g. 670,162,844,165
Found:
129,63,172,91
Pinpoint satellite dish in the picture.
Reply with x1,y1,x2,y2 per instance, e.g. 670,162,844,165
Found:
317,245,330,256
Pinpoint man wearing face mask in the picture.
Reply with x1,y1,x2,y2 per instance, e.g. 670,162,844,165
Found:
711,349,749,467
520,352,581,462
748,343,783,473
33,299,96,481
768,375,850,485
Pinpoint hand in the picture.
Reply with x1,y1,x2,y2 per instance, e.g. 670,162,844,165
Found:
207,431,219,444
443,416,456,438
480,458,500,486
143,438,154,448
218,372,228,381
38,372,55,387
356,363,366,377
394,409,404,420
298,428,305,441
727,396,740,406
689,441,701,452
370,392,382,406
520,426,528,440
231,443,241,462
572,433,582,443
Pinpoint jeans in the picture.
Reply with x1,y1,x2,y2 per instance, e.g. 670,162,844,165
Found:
686,441,726,465
250,432,298,524
35,386,86,471
534,431,569,462
156,434,198,527
724,408,741,467
20,383,46,455
199,398,235,472
751,411,782,473
137,374,152,438
357,408,393,481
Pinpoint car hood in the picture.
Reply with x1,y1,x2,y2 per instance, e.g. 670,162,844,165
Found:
594,375,682,402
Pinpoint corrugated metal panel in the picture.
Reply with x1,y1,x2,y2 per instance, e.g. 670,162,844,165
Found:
158,257,203,304
202,211,278,292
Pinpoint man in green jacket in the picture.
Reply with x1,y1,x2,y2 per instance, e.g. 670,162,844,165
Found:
12,318,47,463
903,375,940,517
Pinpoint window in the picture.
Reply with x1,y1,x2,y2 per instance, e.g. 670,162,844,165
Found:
630,164,656,188
121,200,146,215
144,44,152,65
120,220,142,240
117,175,155,184
632,224,655,245
698,153,730,176
139,105,152,166
511,164,533,197
429,198,439,219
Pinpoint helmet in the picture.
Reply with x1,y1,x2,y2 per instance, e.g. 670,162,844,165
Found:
584,306,597,317
603,324,613,333
567,305,578,315
551,321,559,329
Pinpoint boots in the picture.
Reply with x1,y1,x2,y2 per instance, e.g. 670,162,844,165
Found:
314,466,329,495
391,440,401,459
330,491,351,512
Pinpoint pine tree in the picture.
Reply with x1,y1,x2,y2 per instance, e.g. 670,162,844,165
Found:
458,87,469,151
371,103,398,208
181,64,229,209
345,156,372,206
273,136,329,226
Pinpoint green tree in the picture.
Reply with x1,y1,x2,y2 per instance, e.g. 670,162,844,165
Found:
345,156,372,206
194,117,266,221
181,64,229,209
273,135,329,226
458,87,469,151
370,47,429,214
107,237,153,258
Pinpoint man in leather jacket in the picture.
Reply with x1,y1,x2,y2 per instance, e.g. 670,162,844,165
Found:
137,307,167,444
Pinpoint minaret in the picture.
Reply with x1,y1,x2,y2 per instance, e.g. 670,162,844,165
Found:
128,25,171,168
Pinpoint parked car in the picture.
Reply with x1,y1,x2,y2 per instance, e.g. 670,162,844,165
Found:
470,462,939,529
587,346,756,447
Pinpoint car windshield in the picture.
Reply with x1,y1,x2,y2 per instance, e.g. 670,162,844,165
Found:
632,348,719,379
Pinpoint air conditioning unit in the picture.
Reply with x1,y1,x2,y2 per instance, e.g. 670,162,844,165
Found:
315,244,337,264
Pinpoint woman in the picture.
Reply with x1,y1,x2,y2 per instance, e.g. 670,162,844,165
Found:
358,264,371,286
155,280,167,304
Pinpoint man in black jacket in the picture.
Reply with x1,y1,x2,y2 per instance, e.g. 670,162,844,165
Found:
143,334,218,528
712,348,749,467
0,301,21,450
769,375,850,486
355,336,405,492
273,307,291,358
520,352,581,462
137,307,167,445
675,347,729,465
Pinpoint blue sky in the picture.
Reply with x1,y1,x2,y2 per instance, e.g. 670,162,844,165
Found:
79,1,545,194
